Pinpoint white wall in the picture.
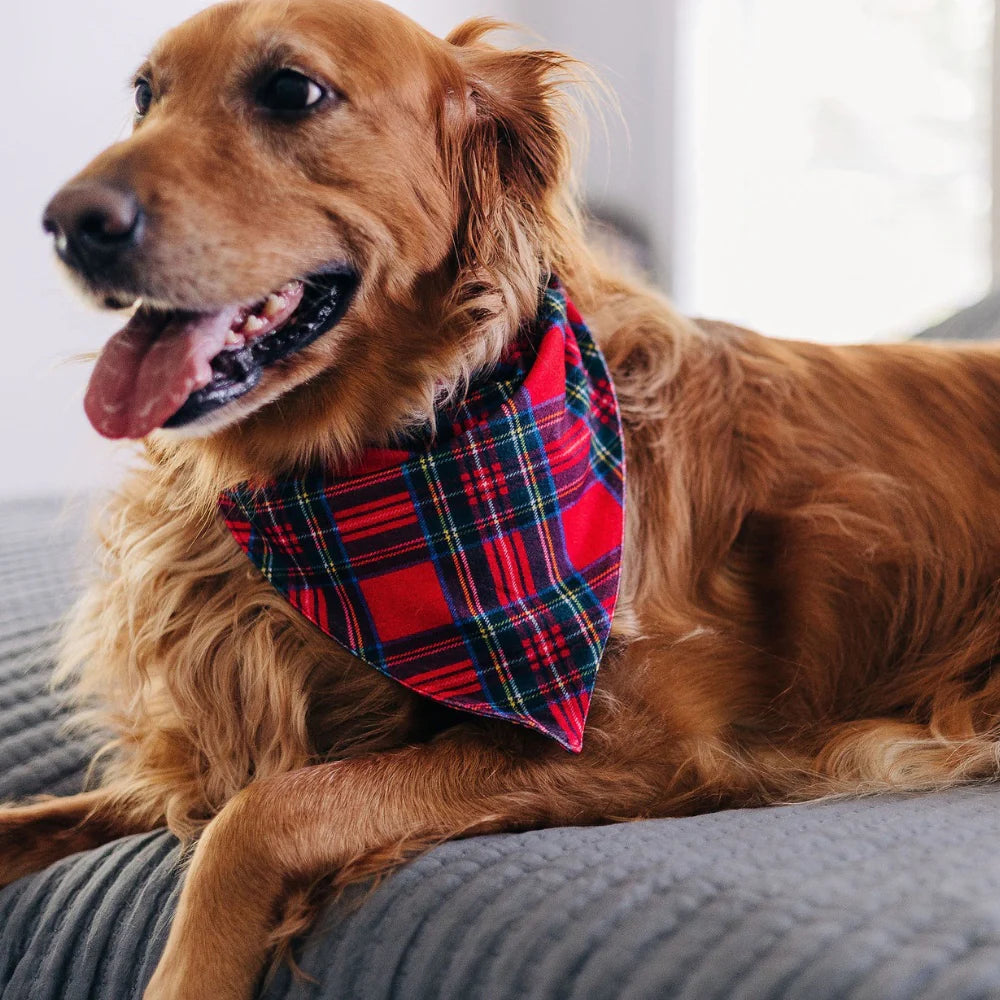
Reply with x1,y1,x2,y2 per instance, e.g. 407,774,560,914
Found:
3,3,197,499
1,0,511,500
508,0,678,288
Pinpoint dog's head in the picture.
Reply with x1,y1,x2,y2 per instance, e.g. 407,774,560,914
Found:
43,0,584,476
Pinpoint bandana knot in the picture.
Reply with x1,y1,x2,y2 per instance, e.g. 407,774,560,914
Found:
219,279,625,751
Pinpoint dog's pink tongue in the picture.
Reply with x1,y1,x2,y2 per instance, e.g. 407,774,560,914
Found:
85,307,240,439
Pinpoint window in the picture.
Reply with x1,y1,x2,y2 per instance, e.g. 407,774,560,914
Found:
674,0,994,343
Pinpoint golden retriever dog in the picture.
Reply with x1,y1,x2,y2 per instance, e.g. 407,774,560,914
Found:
6,0,1000,997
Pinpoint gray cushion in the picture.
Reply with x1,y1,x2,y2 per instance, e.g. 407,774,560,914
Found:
0,496,96,803
913,291,1000,341
4,492,1000,999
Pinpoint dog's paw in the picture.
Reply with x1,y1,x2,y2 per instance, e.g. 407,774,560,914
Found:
0,805,52,888
0,797,110,888
143,967,257,1000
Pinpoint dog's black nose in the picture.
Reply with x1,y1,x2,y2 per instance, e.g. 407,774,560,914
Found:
42,181,144,272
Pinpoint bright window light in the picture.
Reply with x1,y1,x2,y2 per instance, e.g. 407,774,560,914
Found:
676,0,994,343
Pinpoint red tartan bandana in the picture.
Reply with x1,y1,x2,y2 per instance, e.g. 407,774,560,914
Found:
219,280,625,751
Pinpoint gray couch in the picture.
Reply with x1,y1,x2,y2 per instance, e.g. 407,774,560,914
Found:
6,295,1000,998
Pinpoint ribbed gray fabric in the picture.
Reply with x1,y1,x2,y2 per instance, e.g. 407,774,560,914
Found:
5,488,1000,998
0,496,96,803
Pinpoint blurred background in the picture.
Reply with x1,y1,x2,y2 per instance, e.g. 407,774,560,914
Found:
2,0,996,498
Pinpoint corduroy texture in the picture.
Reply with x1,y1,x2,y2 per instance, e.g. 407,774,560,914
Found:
219,282,625,751
0,496,95,804
6,505,1000,999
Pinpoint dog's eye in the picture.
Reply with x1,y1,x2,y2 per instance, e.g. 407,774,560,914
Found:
133,79,153,117
256,69,326,114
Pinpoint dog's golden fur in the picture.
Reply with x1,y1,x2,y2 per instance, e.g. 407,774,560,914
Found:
6,0,1000,996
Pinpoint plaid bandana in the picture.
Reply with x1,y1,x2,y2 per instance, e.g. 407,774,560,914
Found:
219,280,625,751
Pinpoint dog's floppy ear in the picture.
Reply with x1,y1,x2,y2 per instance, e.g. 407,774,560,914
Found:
442,20,581,356
447,19,574,204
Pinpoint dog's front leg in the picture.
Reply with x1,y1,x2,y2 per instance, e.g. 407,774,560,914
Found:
142,723,669,1000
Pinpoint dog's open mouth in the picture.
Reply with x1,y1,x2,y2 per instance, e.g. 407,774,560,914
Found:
84,269,358,439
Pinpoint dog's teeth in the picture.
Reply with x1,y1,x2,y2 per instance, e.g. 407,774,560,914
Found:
263,294,286,319
225,330,244,346
243,315,266,333
281,280,302,295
